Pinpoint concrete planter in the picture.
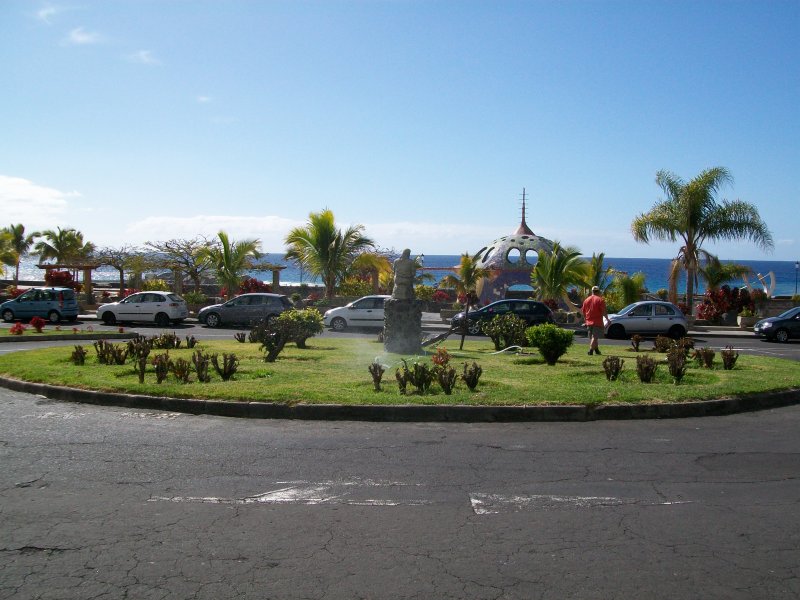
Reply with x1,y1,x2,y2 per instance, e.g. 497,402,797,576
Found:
737,315,758,329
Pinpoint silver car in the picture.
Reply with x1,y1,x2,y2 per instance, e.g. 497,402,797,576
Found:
198,293,292,328
323,295,389,331
604,300,688,339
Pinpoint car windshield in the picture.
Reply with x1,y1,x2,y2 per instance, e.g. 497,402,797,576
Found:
776,306,800,319
617,303,639,315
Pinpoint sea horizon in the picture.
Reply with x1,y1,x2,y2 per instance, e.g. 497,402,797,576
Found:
7,254,799,298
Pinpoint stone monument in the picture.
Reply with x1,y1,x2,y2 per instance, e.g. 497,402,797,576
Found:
384,249,422,354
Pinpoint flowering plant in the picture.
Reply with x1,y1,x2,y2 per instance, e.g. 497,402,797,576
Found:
9,322,26,335
30,316,46,333
431,290,452,304
431,346,451,368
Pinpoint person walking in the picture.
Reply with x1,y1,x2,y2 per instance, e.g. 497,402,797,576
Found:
582,285,608,356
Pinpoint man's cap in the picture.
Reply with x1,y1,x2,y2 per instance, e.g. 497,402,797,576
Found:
591,286,600,292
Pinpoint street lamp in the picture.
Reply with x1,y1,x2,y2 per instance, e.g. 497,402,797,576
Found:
795,261,799,295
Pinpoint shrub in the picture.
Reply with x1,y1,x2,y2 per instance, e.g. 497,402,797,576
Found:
437,365,457,395
431,346,451,368
238,277,271,294
461,362,483,391
184,335,197,349
602,356,625,381
182,291,207,306
721,345,739,370
211,353,238,380
666,345,687,384
414,285,436,301
151,332,181,349
482,314,528,350
30,316,46,333
630,334,642,352
368,361,386,391
94,340,127,365
171,357,192,383
395,364,409,394
192,350,212,383
525,323,574,365
693,347,716,369
151,353,172,383
70,345,88,365
234,332,247,343
337,277,372,297
9,322,25,335
431,289,452,304
7,286,24,298
142,279,170,291
656,288,669,300
653,335,674,353
275,308,324,349
636,355,657,383
408,361,434,394
44,270,75,289
127,337,153,360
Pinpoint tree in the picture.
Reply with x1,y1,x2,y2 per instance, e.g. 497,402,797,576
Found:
632,167,773,312
284,209,375,299
95,245,142,293
612,271,647,307
439,252,490,349
530,242,587,308
696,255,751,293
583,252,615,295
349,251,392,294
1,224,40,286
34,227,95,264
199,231,261,297
145,237,214,292
0,230,16,278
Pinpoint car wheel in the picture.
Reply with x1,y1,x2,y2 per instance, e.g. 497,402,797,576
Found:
668,325,686,339
205,313,221,328
774,328,790,343
101,312,116,325
331,317,347,331
467,320,482,335
47,310,61,324
1,309,14,323
607,324,625,339
155,312,171,327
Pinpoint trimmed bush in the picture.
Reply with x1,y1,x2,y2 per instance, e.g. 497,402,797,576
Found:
636,355,657,383
481,313,528,350
721,345,739,370
525,323,574,365
667,345,687,384
602,356,625,381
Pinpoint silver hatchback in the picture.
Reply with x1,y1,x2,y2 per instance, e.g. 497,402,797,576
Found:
604,300,689,339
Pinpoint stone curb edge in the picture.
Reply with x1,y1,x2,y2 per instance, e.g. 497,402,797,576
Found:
1,375,797,422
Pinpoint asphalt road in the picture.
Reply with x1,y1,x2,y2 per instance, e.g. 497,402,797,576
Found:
1,387,799,599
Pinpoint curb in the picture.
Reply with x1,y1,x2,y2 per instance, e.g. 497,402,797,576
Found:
0,333,139,343
1,375,797,422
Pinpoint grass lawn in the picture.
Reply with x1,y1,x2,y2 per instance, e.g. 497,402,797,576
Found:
0,337,798,406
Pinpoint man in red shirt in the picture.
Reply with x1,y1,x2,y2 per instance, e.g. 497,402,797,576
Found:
581,285,608,356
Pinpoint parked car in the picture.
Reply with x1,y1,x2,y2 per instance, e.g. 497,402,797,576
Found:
753,306,800,343
450,299,554,335
604,300,688,339
198,293,293,328
0,287,79,323
97,291,188,326
324,295,389,331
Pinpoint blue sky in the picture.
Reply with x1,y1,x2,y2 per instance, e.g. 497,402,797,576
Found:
2,0,798,260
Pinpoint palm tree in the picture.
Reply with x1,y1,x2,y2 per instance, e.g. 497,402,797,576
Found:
612,271,647,306
439,252,490,349
530,242,587,308
632,167,773,312
697,255,751,293
284,209,375,299
34,227,94,263
583,252,615,295
200,231,261,297
0,230,16,277
350,251,392,294
1,224,40,285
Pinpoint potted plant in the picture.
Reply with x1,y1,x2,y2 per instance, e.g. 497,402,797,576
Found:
737,307,757,329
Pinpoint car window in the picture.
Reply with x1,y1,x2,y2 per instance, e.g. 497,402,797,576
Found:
629,305,652,317
168,294,184,303
355,299,376,309
654,304,675,316
491,303,510,314
143,293,163,303
18,291,35,301
123,294,143,303
512,302,532,313
375,298,385,309
280,297,293,308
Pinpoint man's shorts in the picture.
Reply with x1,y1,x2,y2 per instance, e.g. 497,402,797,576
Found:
588,325,604,338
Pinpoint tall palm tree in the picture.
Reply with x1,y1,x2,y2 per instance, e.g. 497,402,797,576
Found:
284,209,375,299
34,227,94,263
2,224,40,285
200,231,261,297
530,242,587,308
632,167,773,312
439,252,490,349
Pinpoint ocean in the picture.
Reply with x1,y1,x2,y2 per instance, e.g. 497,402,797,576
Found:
8,254,799,297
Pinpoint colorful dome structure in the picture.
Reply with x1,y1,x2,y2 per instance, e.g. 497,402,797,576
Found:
473,189,555,305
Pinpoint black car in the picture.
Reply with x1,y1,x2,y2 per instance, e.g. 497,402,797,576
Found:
753,306,800,342
450,299,554,335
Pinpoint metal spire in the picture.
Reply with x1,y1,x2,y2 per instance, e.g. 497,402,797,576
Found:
514,187,534,236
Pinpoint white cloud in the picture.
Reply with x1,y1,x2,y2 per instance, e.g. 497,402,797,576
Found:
0,175,77,226
64,27,103,45
125,215,302,249
126,50,161,65
36,4,64,24
196,95,212,103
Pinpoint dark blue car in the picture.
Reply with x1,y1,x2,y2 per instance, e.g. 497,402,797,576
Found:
450,299,554,335
753,306,800,342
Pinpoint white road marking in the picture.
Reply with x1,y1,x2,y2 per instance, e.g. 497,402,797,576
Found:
469,493,693,514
